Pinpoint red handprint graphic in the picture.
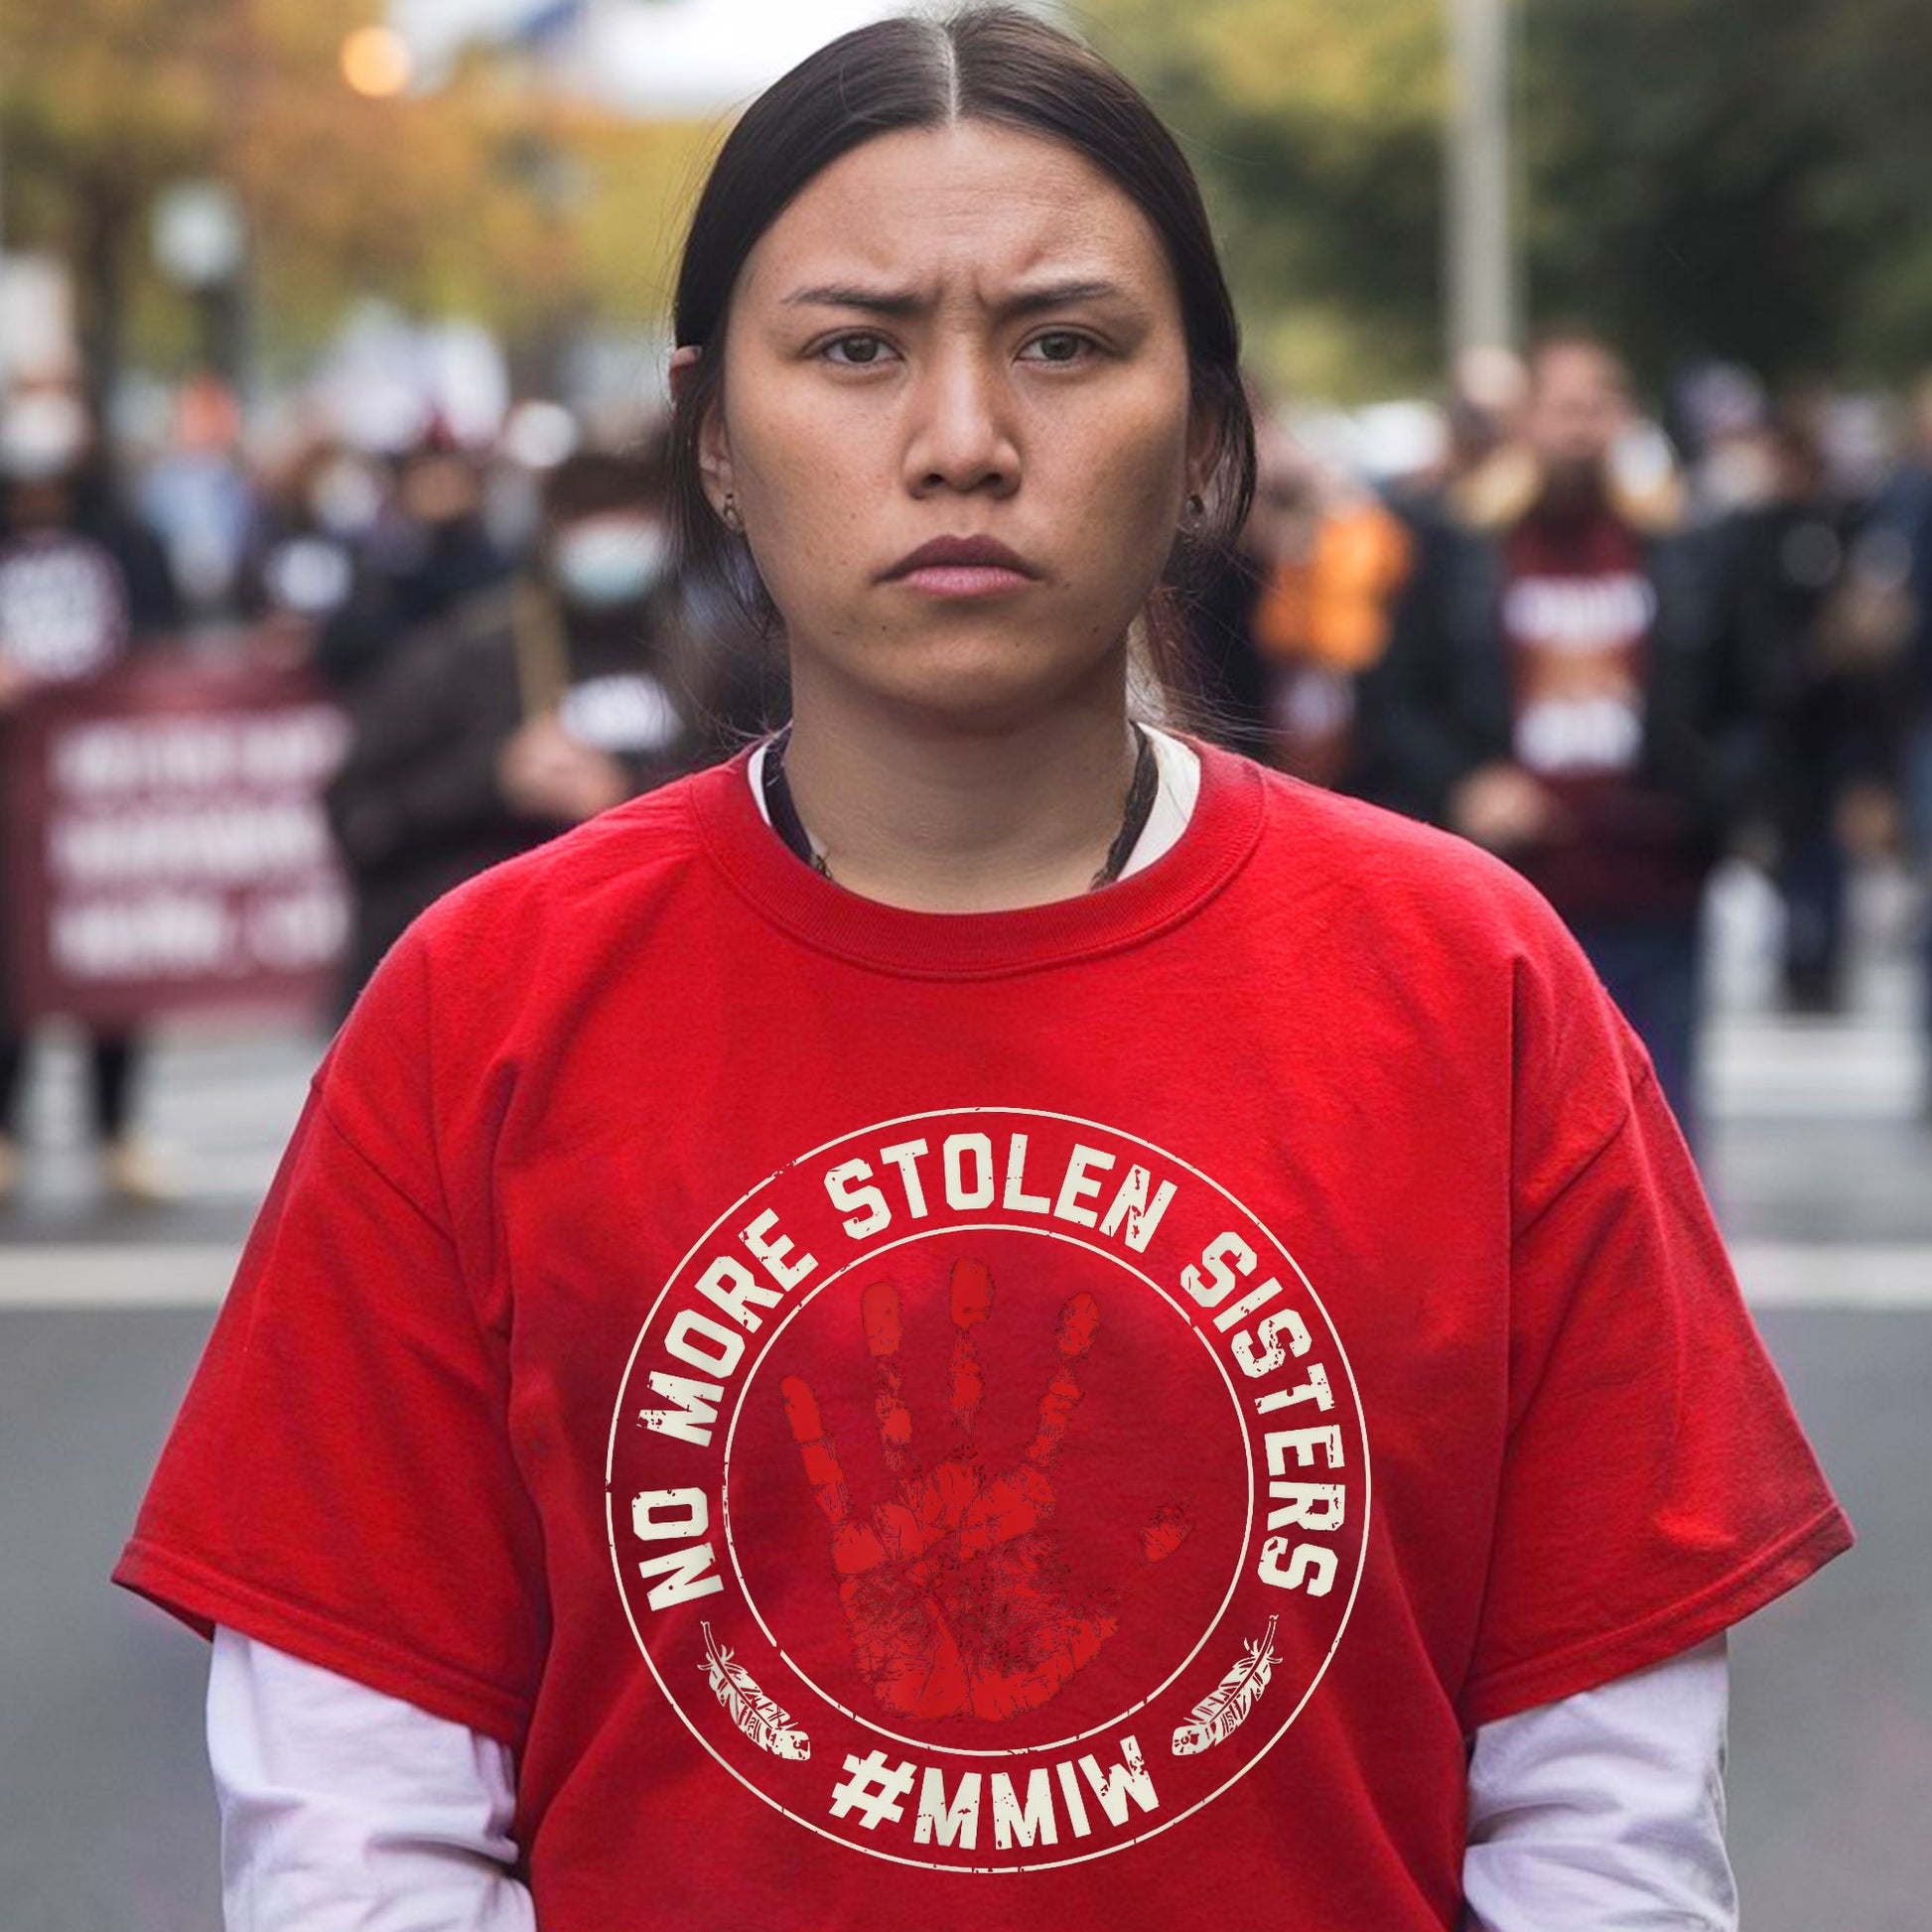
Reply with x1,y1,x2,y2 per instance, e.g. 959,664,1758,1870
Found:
780,1258,1192,1725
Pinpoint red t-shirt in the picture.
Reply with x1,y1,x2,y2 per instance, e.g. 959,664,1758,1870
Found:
116,739,1851,1929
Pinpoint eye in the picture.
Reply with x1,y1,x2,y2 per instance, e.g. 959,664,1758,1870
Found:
819,333,896,368
1021,331,1099,366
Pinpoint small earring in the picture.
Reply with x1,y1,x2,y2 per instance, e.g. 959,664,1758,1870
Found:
721,491,743,533
1184,491,1205,521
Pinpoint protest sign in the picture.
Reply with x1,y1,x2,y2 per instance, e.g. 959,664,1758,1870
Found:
1,651,349,1026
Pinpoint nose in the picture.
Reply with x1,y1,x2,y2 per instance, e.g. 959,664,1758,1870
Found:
902,345,1020,499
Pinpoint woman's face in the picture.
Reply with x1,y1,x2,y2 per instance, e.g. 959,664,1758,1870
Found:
692,120,1212,728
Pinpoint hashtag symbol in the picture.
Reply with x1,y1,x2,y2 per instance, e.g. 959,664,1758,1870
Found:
828,1749,917,1830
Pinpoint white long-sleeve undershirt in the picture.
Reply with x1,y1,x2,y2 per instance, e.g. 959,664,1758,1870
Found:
207,1626,1734,1930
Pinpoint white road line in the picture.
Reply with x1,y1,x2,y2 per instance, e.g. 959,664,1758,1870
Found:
0,1245,239,1308
170,1151,285,1194
1728,1242,1932,1310
1702,1020,1925,1121
1,1241,1926,1311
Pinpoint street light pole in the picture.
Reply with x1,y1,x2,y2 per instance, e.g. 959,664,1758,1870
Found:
1445,0,1516,357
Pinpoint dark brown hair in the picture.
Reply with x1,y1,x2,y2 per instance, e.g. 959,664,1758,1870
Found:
666,6,1255,703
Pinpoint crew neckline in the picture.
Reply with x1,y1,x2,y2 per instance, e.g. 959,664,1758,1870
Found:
745,724,1201,880
688,732,1266,980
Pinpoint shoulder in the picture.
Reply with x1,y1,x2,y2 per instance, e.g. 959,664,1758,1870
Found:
1240,755,1573,964
332,758,737,1091
415,757,726,955
1229,755,1644,1154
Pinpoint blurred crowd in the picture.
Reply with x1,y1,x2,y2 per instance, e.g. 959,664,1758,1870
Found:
1202,337,1932,1151
0,366,770,1201
3,329,1932,1197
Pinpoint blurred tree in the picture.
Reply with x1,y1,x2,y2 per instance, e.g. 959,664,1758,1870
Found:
1088,0,1932,395
1518,0,1931,386
1081,0,1447,397
0,0,223,400
9,0,1932,406
0,0,713,398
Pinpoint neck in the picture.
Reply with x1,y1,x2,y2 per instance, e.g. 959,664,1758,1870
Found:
779,648,1141,913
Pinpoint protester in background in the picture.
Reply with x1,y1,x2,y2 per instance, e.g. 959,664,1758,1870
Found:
136,373,259,623
1360,332,1771,1147
0,384,181,1205
1864,374,1932,1113
1673,359,1776,523
324,439,752,1003
1188,407,1413,782
1723,403,1907,1014
1437,344,1530,503
1245,419,1413,789
235,435,385,653
311,431,507,693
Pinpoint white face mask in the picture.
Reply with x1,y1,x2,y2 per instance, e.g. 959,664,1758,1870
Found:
0,390,88,483
307,458,384,537
551,516,671,610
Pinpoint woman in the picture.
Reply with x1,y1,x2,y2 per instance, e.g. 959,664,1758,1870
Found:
116,13,1850,1929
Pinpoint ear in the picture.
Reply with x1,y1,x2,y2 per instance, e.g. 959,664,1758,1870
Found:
1183,396,1221,511
669,344,736,521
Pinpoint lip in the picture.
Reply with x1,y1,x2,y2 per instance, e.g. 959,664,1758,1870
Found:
879,535,1042,591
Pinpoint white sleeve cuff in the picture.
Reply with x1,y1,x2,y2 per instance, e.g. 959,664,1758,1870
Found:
207,1624,538,1932
1462,1632,1735,1931
207,1619,1731,1931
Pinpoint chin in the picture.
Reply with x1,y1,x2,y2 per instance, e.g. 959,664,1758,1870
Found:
850,628,1121,731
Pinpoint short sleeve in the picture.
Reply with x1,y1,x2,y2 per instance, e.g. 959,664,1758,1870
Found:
112,934,544,1745
1455,930,1854,1730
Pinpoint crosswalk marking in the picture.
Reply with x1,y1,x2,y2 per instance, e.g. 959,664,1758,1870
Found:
1726,1243,1932,1309
9,1013,1924,1157
0,1245,239,1308
2,1239,1925,1311
1702,1016,1924,1122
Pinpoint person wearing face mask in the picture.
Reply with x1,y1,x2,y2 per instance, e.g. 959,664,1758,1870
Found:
0,384,182,1205
121,18,1847,1932
322,439,748,1005
235,438,387,650
308,434,509,695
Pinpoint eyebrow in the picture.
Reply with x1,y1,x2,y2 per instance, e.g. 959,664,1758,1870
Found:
779,278,1135,319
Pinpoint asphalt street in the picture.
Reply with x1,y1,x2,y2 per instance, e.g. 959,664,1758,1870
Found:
2,860,1927,1931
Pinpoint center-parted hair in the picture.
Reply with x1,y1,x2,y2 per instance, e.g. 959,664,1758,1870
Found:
666,7,1256,694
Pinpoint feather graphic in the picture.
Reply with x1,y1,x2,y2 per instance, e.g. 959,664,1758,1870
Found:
1171,1616,1281,1756
701,1623,811,1761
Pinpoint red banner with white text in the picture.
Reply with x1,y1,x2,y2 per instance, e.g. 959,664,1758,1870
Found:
1,651,349,1027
